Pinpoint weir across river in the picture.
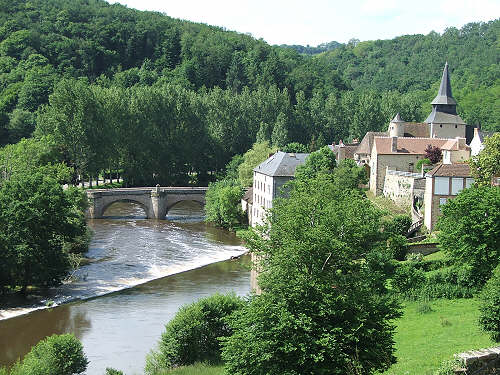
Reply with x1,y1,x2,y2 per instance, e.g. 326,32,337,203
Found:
86,186,208,219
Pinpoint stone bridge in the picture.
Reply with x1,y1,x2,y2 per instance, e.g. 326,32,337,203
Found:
86,186,208,219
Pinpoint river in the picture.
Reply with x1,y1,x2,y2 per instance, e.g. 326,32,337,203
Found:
0,201,250,374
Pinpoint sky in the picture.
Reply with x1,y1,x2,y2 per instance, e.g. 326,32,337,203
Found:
105,0,500,46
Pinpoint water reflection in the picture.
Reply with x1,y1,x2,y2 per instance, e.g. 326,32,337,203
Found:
0,306,91,364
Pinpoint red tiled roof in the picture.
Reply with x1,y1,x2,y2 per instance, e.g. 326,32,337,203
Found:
426,163,471,177
374,137,450,155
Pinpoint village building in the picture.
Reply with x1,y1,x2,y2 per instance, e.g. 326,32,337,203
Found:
328,140,359,163
249,151,308,227
470,126,496,156
424,163,474,231
369,136,468,195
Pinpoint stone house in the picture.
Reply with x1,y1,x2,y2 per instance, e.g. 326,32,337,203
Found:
369,136,455,195
424,163,474,231
328,140,359,163
250,151,308,227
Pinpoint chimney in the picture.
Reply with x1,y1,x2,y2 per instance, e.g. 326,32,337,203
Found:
473,127,480,139
391,136,398,153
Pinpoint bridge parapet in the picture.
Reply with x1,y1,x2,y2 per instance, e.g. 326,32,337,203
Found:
86,186,207,219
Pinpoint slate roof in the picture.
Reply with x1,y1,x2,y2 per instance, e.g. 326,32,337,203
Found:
425,108,466,125
355,131,388,155
373,137,450,155
426,163,471,177
254,151,309,177
431,62,457,105
391,113,405,123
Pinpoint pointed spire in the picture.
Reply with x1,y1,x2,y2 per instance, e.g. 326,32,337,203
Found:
391,113,405,123
431,62,457,105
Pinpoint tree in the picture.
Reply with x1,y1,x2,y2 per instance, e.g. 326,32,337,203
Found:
10,334,88,375
331,158,367,190
271,112,289,148
437,185,500,286
237,141,277,187
145,293,246,373
204,180,245,229
281,142,308,153
0,168,87,291
294,145,336,180
478,265,500,342
425,144,442,164
469,133,500,186
221,175,401,375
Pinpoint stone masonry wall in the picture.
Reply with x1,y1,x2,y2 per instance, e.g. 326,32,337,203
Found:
455,347,500,374
383,168,424,208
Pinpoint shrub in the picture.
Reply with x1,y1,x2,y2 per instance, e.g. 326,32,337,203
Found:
11,334,88,375
434,358,463,375
384,214,412,237
425,145,442,164
479,266,500,342
145,293,246,373
105,368,124,375
416,158,431,172
387,234,408,260
437,185,500,287
392,263,426,297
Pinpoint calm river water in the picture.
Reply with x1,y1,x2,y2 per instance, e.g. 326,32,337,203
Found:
0,201,250,374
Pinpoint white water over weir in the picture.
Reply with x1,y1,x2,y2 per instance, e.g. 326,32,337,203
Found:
0,201,250,374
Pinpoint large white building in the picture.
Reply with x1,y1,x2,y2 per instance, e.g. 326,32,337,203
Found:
250,151,308,227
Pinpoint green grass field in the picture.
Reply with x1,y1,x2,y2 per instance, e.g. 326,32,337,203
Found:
382,298,494,375
158,299,493,375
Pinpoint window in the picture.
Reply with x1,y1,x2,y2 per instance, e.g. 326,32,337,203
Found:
455,125,458,128
451,178,463,195
440,124,443,128
466,178,474,188
434,177,449,195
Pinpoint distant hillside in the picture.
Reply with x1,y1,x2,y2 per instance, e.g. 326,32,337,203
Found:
279,41,343,55
0,0,497,164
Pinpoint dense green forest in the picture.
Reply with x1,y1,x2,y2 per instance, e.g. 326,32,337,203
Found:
0,0,498,186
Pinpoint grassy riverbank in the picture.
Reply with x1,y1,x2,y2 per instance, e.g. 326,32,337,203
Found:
158,298,492,375
383,298,494,375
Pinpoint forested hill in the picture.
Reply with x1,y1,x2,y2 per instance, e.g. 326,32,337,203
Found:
279,41,343,55
0,0,498,186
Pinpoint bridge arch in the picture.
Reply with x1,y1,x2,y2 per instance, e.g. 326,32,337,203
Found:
166,198,205,213
101,199,150,218
86,187,208,220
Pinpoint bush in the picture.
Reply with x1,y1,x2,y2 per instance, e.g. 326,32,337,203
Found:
384,214,412,237
145,293,246,373
387,235,408,260
434,359,463,375
479,266,500,342
105,368,124,375
437,185,500,287
11,334,88,375
392,263,426,297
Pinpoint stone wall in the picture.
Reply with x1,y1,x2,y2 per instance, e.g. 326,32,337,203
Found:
371,153,424,195
383,168,424,208
407,242,439,256
455,347,500,374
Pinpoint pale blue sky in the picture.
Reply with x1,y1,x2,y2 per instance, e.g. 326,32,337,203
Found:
106,0,499,46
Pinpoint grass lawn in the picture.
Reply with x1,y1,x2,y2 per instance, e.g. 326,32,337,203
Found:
382,298,494,375
155,299,493,375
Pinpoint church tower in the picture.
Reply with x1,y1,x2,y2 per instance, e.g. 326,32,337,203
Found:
425,62,466,139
